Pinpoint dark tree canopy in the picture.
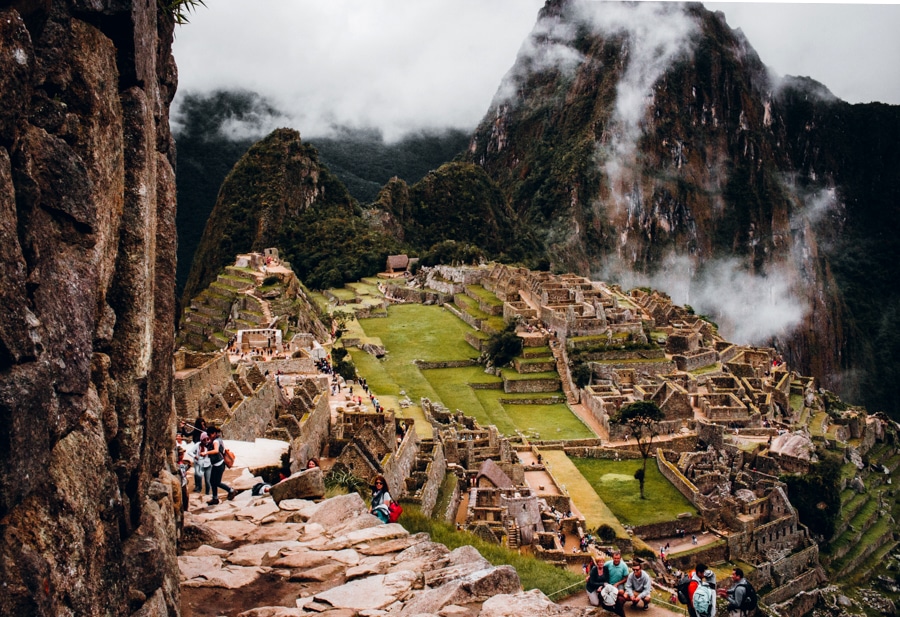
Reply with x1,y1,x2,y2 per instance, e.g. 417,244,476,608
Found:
611,400,665,499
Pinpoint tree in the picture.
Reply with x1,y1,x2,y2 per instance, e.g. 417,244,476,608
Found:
611,400,665,499
571,362,593,388
484,322,523,368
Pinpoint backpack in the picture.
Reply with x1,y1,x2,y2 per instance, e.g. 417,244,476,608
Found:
738,581,758,611
676,574,691,604
223,448,236,469
693,583,715,617
388,500,403,523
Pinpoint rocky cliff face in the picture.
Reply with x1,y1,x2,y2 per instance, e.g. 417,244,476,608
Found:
0,1,180,615
467,0,898,406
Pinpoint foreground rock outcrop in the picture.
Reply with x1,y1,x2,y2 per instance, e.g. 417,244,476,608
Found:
0,1,179,615
180,492,593,617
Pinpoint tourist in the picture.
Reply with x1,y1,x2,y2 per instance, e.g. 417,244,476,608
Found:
686,562,709,617
585,549,626,616
176,447,190,513
624,562,653,610
603,550,629,591
306,458,319,469
187,433,211,495
178,419,192,441
369,475,393,523
721,568,755,616
191,417,206,443
205,425,236,505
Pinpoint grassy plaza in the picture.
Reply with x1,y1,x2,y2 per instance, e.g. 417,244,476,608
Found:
348,303,594,439
571,457,698,526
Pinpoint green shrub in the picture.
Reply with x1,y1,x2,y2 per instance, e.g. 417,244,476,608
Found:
484,322,522,368
596,524,617,542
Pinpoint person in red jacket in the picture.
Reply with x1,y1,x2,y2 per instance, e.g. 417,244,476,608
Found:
687,562,708,617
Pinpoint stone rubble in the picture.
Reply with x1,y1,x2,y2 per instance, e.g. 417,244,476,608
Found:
180,491,599,617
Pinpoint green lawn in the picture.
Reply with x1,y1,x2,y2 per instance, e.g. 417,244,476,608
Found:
540,450,627,538
421,366,592,439
329,287,357,301
358,304,480,362
350,304,593,440
465,284,504,307
571,458,697,526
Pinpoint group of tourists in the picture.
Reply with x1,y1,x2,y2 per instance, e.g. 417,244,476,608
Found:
584,550,653,615
175,417,236,506
585,555,757,616
671,562,757,617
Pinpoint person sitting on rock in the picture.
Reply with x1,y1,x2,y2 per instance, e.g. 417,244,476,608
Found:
306,458,319,469
369,475,393,524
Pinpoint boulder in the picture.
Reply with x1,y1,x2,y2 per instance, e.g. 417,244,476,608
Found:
244,522,305,543
270,467,325,504
237,608,305,617
479,589,588,616
390,541,451,573
323,523,409,551
180,520,232,551
305,492,369,525
314,570,418,610
358,533,428,556
227,541,302,567
289,563,346,582
277,498,316,511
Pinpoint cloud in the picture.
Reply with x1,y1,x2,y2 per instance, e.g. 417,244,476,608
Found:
597,252,807,346
172,1,900,144
492,12,585,105
572,2,699,214
172,0,544,142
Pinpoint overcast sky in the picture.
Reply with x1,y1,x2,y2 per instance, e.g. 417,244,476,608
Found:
172,1,900,141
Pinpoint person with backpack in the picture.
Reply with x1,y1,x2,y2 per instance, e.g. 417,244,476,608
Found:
684,562,710,617
692,572,716,617
205,425,236,505
722,568,757,616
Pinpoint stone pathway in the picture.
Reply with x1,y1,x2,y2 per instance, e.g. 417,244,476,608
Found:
179,490,604,617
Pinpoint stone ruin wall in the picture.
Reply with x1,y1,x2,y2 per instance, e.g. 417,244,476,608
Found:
222,380,283,443
502,377,561,394
673,349,720,372
383,425,421,501
631,517,704,540
291,382,331,473
257,356,316,375
174,351,232,419
411,439,447,518
0,2,180,615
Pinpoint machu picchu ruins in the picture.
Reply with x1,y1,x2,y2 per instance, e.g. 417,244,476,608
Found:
5,2,900,615
168,250,900,616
